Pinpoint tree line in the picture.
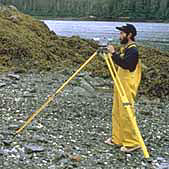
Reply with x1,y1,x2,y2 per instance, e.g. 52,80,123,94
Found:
1,0,169,20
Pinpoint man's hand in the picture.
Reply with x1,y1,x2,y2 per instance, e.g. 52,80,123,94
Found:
98,50,107,60
107,45,115,54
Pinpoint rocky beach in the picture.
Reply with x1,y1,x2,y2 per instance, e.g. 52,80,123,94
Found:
0,5,169,169
0,70,169,169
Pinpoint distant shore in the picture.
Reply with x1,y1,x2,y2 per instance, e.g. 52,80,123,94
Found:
34,16,169,23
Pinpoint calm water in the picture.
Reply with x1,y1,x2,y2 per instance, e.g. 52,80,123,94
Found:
43,20,169,51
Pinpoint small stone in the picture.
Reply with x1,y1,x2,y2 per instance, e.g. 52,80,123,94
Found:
54,151,65,161
158,162,169,169
0,149,4,155
3,139,12,146
70,155,81,162
48,165,56,169
157,157,165,162
8,124,18,130
8,73,20,80
0,82,6,87
60,159,69,165
24,144,45,153
126,154,132,158
0,149,9,156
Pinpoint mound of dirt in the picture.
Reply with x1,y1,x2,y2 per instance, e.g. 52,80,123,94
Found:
0,5,169,99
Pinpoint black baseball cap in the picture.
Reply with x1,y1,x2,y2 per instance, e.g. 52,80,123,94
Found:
116,24,137,37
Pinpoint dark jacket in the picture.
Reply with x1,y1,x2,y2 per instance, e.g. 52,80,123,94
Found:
112,44,138,72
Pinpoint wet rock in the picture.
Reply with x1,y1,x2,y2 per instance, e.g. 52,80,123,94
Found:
54,150,66,161
0,82,6,87
3,139,12,146
22,92,35,97
19,150,27,161
59,158,69,165
8,124,19,130
157,157,166,162
0,149,5,155
70,155,81,162
0,148,10,155
24,144,45,153
7,73,20,80
0,130,14,136
32,135,48,143
153,157,169,169
48,165,56,169
29,89,37,93
158,162,169,169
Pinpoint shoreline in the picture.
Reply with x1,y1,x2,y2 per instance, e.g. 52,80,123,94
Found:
34,16,169,23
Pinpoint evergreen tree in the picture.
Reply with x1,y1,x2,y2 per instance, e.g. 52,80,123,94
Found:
1,0,169,20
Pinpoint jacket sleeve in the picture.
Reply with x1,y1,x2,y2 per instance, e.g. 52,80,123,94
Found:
111,47,138,72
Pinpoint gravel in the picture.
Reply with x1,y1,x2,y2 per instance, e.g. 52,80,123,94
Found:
0,70,169,169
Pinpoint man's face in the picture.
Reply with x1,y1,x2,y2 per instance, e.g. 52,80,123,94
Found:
119,31,128,44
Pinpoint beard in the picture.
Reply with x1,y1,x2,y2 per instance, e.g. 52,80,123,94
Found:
120,37,128,44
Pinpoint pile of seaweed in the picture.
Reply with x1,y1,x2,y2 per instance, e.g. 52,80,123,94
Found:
0,5,169,99
0,5,99,73
138,47,169,99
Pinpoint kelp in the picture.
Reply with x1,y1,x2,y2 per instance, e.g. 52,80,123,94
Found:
138,46,169,99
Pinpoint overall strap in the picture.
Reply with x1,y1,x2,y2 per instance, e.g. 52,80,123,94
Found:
127,43,137,49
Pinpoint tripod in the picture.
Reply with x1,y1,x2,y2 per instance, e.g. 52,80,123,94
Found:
16,48,149,158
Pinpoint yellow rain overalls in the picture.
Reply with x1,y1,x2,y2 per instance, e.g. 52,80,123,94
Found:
112,44,141,148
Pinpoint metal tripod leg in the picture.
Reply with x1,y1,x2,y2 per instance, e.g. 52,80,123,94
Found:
104,53,149,158
16,52,97,134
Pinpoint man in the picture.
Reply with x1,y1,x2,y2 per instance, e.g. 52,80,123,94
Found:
105,24,141,152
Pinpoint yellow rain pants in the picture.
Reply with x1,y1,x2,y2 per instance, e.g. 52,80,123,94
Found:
112,47,141,147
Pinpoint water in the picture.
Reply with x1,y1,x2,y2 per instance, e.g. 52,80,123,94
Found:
43,20,169,51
